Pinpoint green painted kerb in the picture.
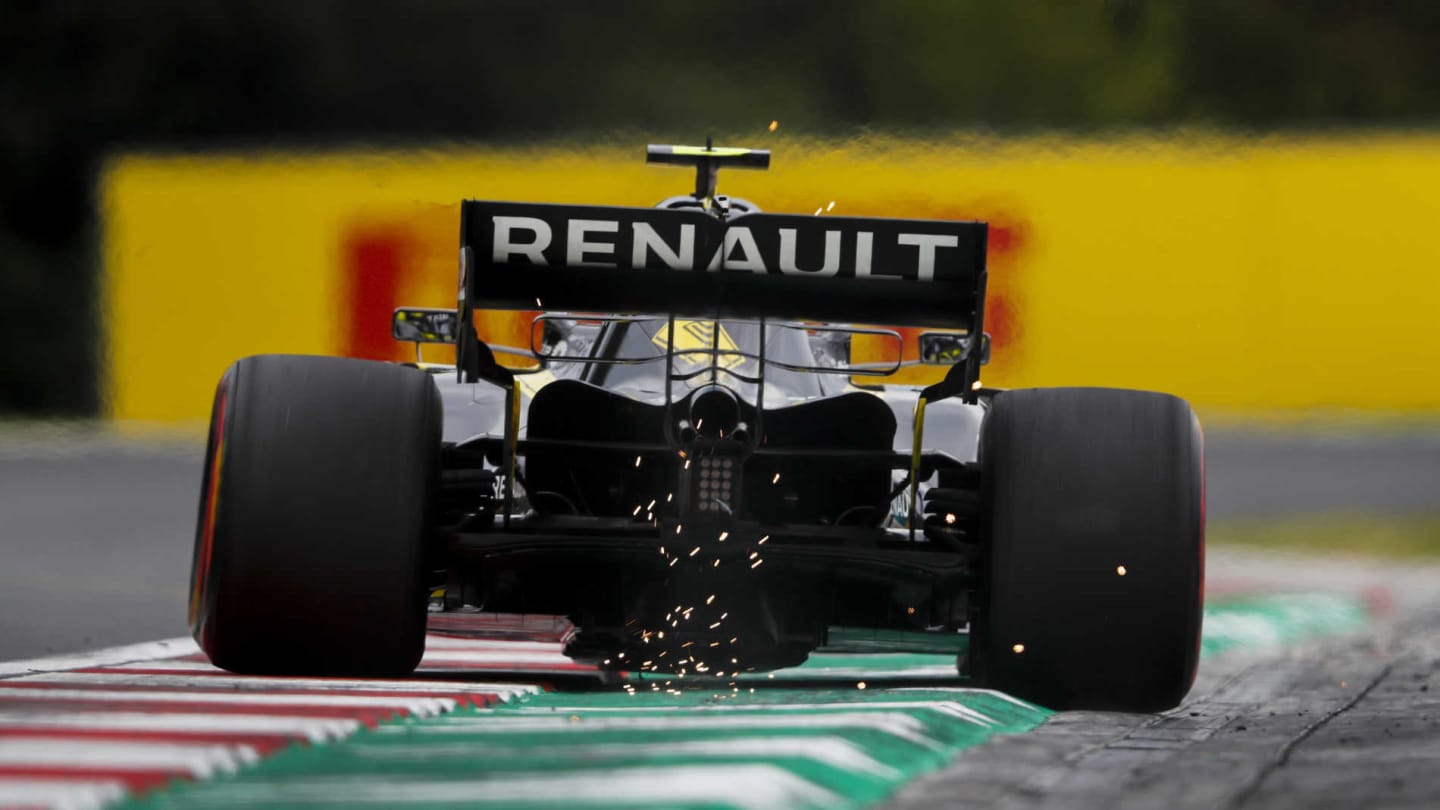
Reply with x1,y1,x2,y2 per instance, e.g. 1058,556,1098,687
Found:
1200,591,1370,658
121,591,1372,810
123,686,1048,809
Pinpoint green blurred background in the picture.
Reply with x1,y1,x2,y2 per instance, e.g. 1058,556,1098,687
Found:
7,0,1440,416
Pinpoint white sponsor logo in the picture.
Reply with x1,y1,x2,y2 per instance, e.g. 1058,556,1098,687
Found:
491,216,959,281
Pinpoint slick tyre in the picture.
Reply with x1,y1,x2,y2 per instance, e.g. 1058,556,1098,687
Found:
189,354,441,676
974,387,1204,711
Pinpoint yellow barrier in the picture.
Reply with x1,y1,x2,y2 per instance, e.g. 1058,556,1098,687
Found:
104,134,1440,424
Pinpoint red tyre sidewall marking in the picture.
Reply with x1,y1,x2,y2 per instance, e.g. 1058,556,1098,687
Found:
189,374,229,647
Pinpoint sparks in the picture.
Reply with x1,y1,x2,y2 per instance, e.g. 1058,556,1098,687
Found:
772,473,781,484
768,119,779,132
634,455,642,467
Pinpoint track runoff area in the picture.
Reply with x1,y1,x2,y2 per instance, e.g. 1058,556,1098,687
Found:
0,585,1372,810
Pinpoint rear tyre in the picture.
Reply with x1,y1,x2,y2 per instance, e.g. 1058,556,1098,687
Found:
189,354,441,676
974,387,1204,711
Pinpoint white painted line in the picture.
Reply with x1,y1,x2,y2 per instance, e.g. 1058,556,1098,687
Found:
102,655,585,676
416,650,582,666
888,685,1049,711
502,700,997,726
0,711,360,742
0,738,257,778
93,659,225,672
422,638,568,653
0,637,201,678
925,702,997,727
348,736,901,779
0,778,127,810
13,672,541,699
0,687,457,716
767,665,961,679
399,710,944,749
164,764,837,810
96,651,584,673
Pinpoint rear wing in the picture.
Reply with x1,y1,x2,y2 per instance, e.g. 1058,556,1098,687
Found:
457,200,989,403
460,201,987,329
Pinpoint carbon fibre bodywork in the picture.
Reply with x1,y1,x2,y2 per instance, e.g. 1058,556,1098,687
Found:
431,321,988,674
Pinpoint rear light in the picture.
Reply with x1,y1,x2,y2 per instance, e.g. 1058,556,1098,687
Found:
695,456,735,513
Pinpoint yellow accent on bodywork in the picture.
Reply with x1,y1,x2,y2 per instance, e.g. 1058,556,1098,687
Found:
667,146,755,158
652,320,745,372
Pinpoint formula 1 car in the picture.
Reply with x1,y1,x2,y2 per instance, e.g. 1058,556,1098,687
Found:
189,144,1205,712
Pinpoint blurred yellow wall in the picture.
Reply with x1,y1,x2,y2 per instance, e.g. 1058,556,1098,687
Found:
103,134,1440,424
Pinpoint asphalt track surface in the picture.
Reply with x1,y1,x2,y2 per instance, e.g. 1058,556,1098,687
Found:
886,549,1440,810
1,423,1438,807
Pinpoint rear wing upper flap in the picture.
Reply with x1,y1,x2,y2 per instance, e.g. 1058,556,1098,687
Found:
460,200,988,330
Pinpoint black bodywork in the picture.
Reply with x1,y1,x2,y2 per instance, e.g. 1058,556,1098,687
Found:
433,148,992,676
